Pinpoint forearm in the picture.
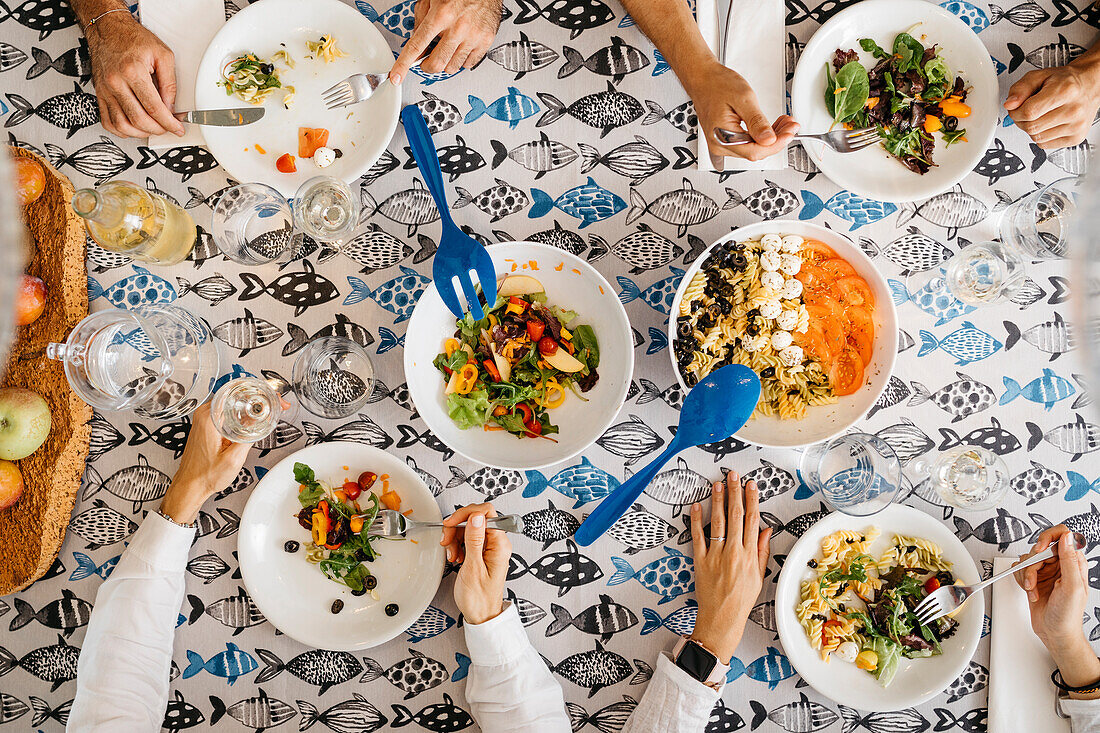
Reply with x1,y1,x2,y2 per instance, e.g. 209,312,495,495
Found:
66,0,128,29
619,0,719,98
1049,634,1100,699
621,654,720,733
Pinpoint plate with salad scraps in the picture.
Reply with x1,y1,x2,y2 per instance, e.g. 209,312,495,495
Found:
404,240,633,470
775,504,983,711
238,441,444,650
668,220,897,449
194,0,399,197
790,0,997,203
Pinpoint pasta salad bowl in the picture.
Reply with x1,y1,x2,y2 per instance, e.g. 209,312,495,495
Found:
668,220,897,449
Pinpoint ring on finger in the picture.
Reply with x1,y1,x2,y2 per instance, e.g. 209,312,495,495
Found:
709,535,726,542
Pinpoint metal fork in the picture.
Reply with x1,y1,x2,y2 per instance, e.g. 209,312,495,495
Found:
367,509,524,539
912,531,1086,626
322,72,389,109
400,103,497,320
714,126,881,153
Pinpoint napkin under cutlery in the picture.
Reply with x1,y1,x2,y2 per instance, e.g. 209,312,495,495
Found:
695,0,787,171
138,0,224,149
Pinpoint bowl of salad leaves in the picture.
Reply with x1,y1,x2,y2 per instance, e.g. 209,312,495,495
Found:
405,240,634,470
790,0,997,203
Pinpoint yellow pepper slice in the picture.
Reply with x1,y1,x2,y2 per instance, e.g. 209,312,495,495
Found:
455,363,479,394
536,378,566,408
444,338,460,357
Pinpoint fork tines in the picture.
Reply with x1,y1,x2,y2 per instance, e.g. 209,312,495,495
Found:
322,79,355,110
913,595,944,625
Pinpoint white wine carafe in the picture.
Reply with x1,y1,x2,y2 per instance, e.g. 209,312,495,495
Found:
73,180,197,266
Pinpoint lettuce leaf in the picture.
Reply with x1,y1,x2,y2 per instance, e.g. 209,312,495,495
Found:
446,388,491,430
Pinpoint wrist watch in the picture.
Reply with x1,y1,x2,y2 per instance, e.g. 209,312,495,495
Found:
672,636,730,691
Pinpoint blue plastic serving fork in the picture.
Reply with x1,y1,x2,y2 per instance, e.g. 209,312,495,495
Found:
575,365,762,546
400,104,497,321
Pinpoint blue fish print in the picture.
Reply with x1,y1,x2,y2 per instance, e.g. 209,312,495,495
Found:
992,56,1007,75
453,653,471,682
919,322,1003,365
1000,368,1075,410
608,546,694,604
212,364,254,395
115,326,160,361
357,0,415,37
640,600,697,635
407,605,456,642
728,647,795,690
652,49,670,75
940,0,990,32
176,613,186,628
617,267,684,315
183,642,257,685
646,326,667,355
523,457,620,508
618,13,635,26
88,266,176,308
69,550,120,581
889,274,976,326
530,176,626,228
344,266,429,323
377,326,405,355
1067,472,1100,501
392,51,459,85
800,190,898,231
465,87,540,128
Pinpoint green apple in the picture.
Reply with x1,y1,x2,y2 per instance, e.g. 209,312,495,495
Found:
0,387,51,461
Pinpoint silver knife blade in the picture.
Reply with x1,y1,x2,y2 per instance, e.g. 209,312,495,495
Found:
174,108,265,126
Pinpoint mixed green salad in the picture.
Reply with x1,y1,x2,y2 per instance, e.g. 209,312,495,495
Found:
825,31,971,174
433,274,600,439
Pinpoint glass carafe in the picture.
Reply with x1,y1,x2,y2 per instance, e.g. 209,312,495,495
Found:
47,304,220,419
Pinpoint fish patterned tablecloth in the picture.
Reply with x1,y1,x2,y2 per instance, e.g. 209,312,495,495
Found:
1,0,1098,730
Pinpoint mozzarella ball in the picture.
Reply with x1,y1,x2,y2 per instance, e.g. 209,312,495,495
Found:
771,330,793,350
835,641,859,663
779,345,804,366
779,254,802,276
760,250,782,272
776,309,799,331
781,234,804,253
313,147,337,168
761,270,785,292
760,233,783,250
781,278,804,300
758,299,782,320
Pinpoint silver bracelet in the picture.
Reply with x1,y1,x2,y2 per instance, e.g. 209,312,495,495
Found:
156,508,197,529
86,7,129,29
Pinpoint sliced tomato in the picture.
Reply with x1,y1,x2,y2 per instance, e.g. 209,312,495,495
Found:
792,326,830,363
276,153,297,173
806,305,845,357
794,264,831,294
298,127,330,158
845,305,875,364
807,295,844,324
829,346,864,396
820,258,857,279
836,276,875,309
801,239,837,263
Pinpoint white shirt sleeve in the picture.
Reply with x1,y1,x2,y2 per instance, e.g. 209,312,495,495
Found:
621,653,722,733
461,602,571,732
1060,697,1100,732
68,512,195,733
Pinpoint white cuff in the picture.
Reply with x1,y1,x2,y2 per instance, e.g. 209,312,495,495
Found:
127,512,196,570
1058,695,1100,717
462,603,532,666
654,652,724,702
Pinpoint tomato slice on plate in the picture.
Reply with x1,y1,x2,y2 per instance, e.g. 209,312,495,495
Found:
829,346,864,396
806,304,845,357
820,258,857,279
298,127,330,158
836,275,875,309
845,305,875,364
792,326,830,363
801,239,837,264
794,264,835,295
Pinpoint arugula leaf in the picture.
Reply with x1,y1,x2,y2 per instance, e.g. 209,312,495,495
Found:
859,38,889,58
924,56,951,87
893,33,925,75
446,388,491,430
571,325,600,369
829,60,870,124
942,128,967,146
293,462,315,485
494,412,529,435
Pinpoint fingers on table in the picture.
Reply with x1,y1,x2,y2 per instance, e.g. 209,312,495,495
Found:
690,502,707,559
709,478,726,543
743,478,760,548
726,471,744,545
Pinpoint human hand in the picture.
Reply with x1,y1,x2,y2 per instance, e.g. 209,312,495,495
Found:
86,9,184,138
1005,57,1100,149
684,59,799,162
389,0,502,85
441,502,512,625
1013,525,1088,649
688,471,772,664
159,403,251,524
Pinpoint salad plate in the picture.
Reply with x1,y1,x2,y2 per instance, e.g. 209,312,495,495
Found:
194,0,399,197
790,0,997,203
238,441,444,650
405,240,634,470
775,504,983,712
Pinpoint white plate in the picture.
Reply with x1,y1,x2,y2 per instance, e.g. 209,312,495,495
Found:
790,0,998,203
667,221,897,449
404,241,634,470
194,0,400,197
238,442,444,650
775,504,984,712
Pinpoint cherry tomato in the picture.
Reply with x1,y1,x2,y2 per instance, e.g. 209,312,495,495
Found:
526,320,545,341
845,306,875,364
806,305,845,357
538,337,558,356
836,275,875,309
342,480,361,500
829,346,865,396
276,153,297,173
820,258,857,279
800,239,837,263
924,576,941,594
357,471,377,491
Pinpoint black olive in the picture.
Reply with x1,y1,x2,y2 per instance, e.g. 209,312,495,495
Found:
707,303,722,319
746,323,759,336
678,321,693,339
364,575,378,590
718,299,732,315
807,559,818,568
260,63,274,74
678,351,694,368
331,599,344,614
746,308,761,319
283,540,299,553
943,116,958,132
351,588,367,597
333,148,343,159
761,366,776,379
838,603,846,612
385,603,399,617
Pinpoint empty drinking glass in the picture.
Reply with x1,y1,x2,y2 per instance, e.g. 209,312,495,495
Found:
798,433,903,516
211,183,301,264
210,376,297,443
293,176,359,244
291,336,374,418
909,445,1009,511
942,240,1029,306
999,177,1079,259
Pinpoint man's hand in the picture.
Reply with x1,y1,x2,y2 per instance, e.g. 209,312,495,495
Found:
686,59,799,162
389,0,502,85
1014,525,1088,647
86,10,184,138
688,471,772,664
440,502,511,626
1005,54,1100,149
159,403,251,524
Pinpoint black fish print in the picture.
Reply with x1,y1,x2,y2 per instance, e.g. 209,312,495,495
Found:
723,181,801,221
1026,413,1100,461
628,178,719,236
762,502,832,539
368,380,418,418
303,413,393,450
598,414,664,465
560,36,649,83
88,413,125,461
391,693,473,731
453,178,528,222
1030,505,1100,551
955,507,1030,551
579,136,669,185
0,0,76,38
252,421,303,458
128,417,190,458
636,379,684,409
28,697,71,727
44,134,132,181
284,313,375,357
642,99,697,139
340,226,434,274
491,132,578,178
706,700,745,733
876,418,935,464
0,42,26,72
186,587,265,635
565,695,637,733
1007,33,1084,72
750,693,837,731
514,0,614,39
867,375,911,419
256,648,362,696
396,424,453,459
163,690,205,732
933,708,987,733
991,1,1049,30
69,498,137,549
27,38,90,83
10,589,90,637
946,661,989,703
537,82,644,138
745,459,797,502
507,540,604,596
184,180,236,210
176,274,237,306
137,145,218,181
669,425,752,462
187,550,230,584
83,453,172,511
522,500,581,549
1010,460,1066,506
494,219,586,255
909,371,996,423
546,594,639,642
1052,0,1099,27
361,648,449,699
361,178,440,236
839,707,929,733
414,92,462,134
0,634,79,691
589,223,682,273
487,31,558,79
939,416,1021,454
974,139,1024,185
447,465,524,500
360,149,401,186
785,0,861,24
597,501,675,554
645,456,712,513
505,589,547,627
403,135,484,181
239,260,338,316
6,82,97,137
209,689,296,731
549,641,650,697
297,694,388,733
213,467,255,501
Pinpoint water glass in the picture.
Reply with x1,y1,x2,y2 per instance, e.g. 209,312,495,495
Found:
999,177,1078,259
210,376,297,443
291,336,374,418
909,445,1009,511
292,176,359,244
942,240,1029,306
210,183,300,264
799,433,902,516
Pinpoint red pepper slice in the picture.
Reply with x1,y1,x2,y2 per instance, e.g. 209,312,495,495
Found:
514,402,533,424
483,358,501,382
526,320,545,341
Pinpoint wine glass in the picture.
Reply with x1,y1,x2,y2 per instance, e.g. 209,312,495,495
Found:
210,376,297,443
798,433,903,516
908,446,1009,511
291,336,374,418
211,183,300,265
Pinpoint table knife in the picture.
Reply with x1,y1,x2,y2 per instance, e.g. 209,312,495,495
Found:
173,108,265,126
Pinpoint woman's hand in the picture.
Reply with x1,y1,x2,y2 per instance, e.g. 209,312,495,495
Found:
441,502,512,625
389,0,502,85
688,471,772,663
1005,54,1100,149
159,403,251,524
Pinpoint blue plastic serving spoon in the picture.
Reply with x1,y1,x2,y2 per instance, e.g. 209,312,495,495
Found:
574,364,762,546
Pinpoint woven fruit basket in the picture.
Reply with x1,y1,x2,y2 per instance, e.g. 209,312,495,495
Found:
1,145,92,594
